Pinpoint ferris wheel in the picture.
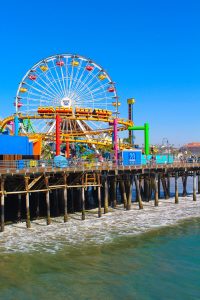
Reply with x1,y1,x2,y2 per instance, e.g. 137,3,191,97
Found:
15,54,121,143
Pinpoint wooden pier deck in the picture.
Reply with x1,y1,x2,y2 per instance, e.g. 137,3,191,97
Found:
0,162,200,232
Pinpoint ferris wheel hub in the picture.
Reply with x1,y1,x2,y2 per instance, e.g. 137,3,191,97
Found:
61,97,72,107
14,53,121,144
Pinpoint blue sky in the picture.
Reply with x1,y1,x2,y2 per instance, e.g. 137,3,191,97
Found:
0,0,200,146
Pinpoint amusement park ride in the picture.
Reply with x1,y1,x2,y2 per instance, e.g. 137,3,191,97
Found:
0,53,149,159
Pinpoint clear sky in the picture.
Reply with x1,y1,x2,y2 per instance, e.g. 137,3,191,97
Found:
0,0,200,146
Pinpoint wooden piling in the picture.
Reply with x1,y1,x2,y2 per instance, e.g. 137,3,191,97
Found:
175,172,179,204
97,175,102,218
119,179,127,208
63,187,68,222
81,187,85,220
144,177,151,202
161,176,168,199
17,194,22,222
71,188,74,213
25,177,31,228
36,193,40,219
182,174,187,197
154,174,159,206
111,178,117,208
135,180,139,202
167,173,170,198
104,177,109,214
98,182,102,218
126,176,132,210
148,177,152,201
158,174,161,199
198,174,200,194
54,189,59,216
1,163,200,230
63,173,68,222
193,171,197,201
44,176,51,225
0,177,5,232
143,177,149,201
134,175,143,209
139,178,143,200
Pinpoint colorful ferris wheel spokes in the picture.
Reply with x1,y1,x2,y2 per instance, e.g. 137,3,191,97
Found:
16,54,119,112
15,53,120,140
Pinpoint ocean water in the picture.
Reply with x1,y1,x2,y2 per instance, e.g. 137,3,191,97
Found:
0,179,200,300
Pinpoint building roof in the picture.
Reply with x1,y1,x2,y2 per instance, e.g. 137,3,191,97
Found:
185,142,200,148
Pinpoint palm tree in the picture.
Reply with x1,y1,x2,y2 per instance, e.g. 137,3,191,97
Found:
41,142,53,159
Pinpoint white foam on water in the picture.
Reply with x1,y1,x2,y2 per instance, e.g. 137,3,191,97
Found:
0,195,200,253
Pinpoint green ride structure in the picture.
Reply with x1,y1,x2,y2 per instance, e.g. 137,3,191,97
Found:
128,123,150,155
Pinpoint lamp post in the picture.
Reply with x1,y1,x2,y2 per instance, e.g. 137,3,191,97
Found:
162,138,170,164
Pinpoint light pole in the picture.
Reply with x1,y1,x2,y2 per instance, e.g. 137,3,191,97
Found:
162,138,169,164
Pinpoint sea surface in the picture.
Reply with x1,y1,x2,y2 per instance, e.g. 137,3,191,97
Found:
0,178,200,300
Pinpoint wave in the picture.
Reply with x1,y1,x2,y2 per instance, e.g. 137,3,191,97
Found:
0,195,200,253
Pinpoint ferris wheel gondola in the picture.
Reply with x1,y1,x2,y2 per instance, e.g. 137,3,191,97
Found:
15,54,120,140
12,53,132,150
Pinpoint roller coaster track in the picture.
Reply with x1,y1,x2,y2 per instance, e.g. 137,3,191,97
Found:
0,114,133,149
0,114,133,134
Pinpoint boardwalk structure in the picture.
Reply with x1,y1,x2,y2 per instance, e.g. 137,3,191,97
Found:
0,161,200,232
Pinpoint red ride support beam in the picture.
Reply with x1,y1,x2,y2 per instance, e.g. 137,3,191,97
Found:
56,114,61,156
66,139,70,158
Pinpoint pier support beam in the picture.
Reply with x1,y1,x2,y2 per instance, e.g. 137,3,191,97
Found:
25,177,31,228
139,178,144,201
0,177,5,232
154,174,159,206
198,174,200,194
98,186,102,218
17,194,22,222
134,175,143,209
111,178,117,208
81,187,85,220
158,174,161,199
71,188,74,213
175,172,179,204
182,174,187,197
63,174,68,222
143,177,149,201
193,171,197,201
104,177,109,214
36,193,40,219
98,175,102,217
167,173,170,198
126,176,132,210
148,177,153,201
161,176,169,199
46,190,51,225
44,176,51,225
119,179,127,208
54,190,59,217
63,187,68,222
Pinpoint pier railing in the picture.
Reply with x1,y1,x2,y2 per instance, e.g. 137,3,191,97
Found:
0,158,200,174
